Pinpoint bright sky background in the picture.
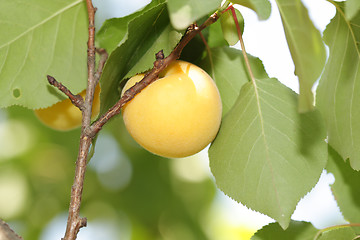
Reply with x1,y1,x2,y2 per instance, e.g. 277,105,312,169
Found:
39,1,348,239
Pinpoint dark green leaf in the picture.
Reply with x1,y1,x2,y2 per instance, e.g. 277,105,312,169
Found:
167,0,222,30
99,3,181,114
0,0,88,109
275,0,326,112
316,2,360,170
209,78,327,229
96,0,164,54
326,146,360,223
251,221,318,240
232,0,271,20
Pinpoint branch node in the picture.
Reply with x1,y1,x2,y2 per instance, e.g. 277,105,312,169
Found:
79,217,87,228
155,50,164,60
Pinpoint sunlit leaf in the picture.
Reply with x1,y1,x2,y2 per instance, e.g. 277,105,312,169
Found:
316,2,360,170
167,0,222,30
200,47,267,115
209,78,327,229
326,146,360,223
346,0,360,20
231,0,271,20
251,221,318,240
0,0,88,109
275,0,326,112
317,227,357,240
220,8,244,46
98,3,181,114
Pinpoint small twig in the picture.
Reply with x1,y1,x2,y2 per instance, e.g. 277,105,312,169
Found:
47,75,84,110
89,12,219,136
0,219,23,240
94,48,108,86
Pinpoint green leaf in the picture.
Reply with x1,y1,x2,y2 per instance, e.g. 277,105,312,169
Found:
220,8,244,46
96,0,164,54
346,0,360,20
317,227,357,240
316,2,360,170
209,78,327,229
0,0,88,109
251,221,318,240
207,20,229,48
275,0,326,112
167,0,222,30
231,0,271,20
326,146,360,223
99,3,182,114
200,47,267,115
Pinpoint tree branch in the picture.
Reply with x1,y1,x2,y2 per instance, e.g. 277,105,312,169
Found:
62,0,97,239
0,220,23,240
56,7,219,240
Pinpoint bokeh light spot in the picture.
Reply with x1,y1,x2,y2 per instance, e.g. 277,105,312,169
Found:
0,169,28,218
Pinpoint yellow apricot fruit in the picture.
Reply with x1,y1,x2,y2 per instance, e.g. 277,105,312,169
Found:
121,60,222,158
34,84,100,131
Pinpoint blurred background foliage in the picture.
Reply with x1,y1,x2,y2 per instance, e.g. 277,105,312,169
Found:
0,105,258,239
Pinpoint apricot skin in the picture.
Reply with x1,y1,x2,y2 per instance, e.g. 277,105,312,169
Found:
121,60,222,158
34,84,100,131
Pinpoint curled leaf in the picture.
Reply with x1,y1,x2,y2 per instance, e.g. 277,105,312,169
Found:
220,8,244,46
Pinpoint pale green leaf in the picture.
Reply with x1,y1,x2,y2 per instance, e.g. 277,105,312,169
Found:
232,0,271,20
167,0,222,30
326,146,360,223
316,2,360,170
209,78,327,229
0,0,88,109
99,3,181,114
220,8,244,46
200,47,267,115
275,0,326,112
251,221,318,240
317,227,357,240
346,0,360,20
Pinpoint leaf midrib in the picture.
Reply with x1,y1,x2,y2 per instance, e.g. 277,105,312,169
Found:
0,0,83,50
252,80,285,217
328,0,360,57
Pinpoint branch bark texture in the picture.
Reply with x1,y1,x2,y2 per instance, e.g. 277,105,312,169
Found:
0,220,23,240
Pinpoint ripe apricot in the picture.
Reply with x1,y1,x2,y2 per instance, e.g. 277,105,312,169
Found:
121,60,222,158
34,84,100,131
